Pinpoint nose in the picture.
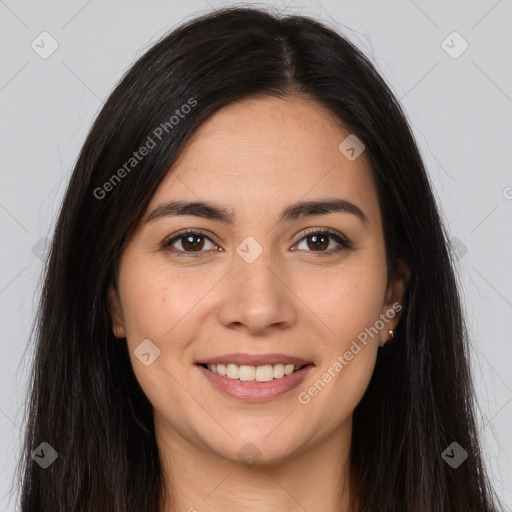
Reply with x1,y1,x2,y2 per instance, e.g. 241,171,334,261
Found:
216,248,297,335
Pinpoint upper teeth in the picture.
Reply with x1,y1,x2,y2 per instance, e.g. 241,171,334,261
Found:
206,363,300,381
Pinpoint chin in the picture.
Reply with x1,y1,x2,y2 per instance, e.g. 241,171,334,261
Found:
207,435,303,467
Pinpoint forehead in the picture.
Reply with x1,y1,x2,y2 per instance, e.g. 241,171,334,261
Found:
148,96,381,229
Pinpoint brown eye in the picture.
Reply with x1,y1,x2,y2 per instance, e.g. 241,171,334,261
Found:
179,234,206,252
305,233,330,251
163,230,217,256
293,229,352,255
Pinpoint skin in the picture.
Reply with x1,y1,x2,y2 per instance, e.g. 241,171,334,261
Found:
108,95,409,511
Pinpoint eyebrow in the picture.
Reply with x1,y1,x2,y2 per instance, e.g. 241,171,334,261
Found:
145,198,369,229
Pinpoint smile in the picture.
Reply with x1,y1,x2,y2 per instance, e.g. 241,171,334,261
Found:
196,359,314,402
201,363,305,381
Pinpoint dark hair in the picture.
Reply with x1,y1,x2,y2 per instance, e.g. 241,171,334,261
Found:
15,5,502,512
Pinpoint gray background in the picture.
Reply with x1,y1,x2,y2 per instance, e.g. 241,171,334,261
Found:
1,0,511,510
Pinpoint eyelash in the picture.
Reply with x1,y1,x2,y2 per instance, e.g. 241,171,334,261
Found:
162,227,354,257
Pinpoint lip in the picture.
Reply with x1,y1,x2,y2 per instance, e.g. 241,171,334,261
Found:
197,363,314,402
195,353,313,367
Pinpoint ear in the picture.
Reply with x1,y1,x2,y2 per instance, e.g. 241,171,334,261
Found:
379,260,410,346
107,284,126,339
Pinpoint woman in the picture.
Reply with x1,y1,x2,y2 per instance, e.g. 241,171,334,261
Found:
16,6,503,512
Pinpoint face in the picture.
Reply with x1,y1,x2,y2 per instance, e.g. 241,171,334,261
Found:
109,95,407,465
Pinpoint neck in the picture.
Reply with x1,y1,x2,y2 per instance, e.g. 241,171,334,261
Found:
156,417,353,512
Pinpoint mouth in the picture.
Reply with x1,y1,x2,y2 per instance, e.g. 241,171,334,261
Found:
195,355,314,402
198,362,311,382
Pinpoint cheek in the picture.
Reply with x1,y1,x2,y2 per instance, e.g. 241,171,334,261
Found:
117,266,200,415
120,279,170,339
292,261,384,424
334,283,385,343
295,260,386,344
292,333,378,449
325,272,384,386
118,261,202,342
117,258,212,388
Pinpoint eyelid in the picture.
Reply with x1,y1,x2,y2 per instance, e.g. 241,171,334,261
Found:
294,226,349,245
162,228,219,251
292,227,354,254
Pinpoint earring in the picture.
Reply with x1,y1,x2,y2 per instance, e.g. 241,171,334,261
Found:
378,329,394,348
